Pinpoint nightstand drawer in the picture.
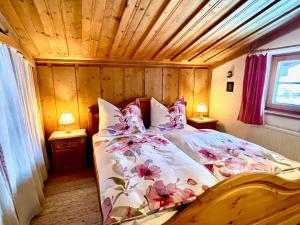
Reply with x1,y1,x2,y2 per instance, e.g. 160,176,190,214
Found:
187,118,218,130
53,138,84,150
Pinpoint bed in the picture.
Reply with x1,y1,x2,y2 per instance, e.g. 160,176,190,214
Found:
88,98,300,225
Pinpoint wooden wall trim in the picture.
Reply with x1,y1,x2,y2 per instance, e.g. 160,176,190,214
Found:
35,58,210,68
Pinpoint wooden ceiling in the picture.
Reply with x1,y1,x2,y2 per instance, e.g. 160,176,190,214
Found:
0,0,300,65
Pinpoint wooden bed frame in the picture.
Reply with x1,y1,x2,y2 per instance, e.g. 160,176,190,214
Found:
88,98,300,225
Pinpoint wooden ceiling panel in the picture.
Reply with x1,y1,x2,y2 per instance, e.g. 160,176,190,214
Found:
0,0,299,66
96,0,126,57
172,0,272,61
153,0,236,61
192,0,300,63
205,5,300,65
131,0,204,60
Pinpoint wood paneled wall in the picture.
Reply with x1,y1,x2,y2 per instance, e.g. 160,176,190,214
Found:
37,65,209,137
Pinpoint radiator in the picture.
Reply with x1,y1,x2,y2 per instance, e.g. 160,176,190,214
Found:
246,125,300,161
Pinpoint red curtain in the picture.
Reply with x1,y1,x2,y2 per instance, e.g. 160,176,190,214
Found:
238,54,267,125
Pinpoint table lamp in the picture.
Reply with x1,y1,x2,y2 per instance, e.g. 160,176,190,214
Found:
59,112,75,133
196,104,207,119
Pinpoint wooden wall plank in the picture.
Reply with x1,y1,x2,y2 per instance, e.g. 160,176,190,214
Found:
162,68,179,105
76,67,101,128
101,67,125,104
124,67,145,99
112,68,125,104
37,65,208,135
101,67,115,103
37,66,57,137
145,68,163,102
179,69,194,118
52,66,80,129
193,69,209,117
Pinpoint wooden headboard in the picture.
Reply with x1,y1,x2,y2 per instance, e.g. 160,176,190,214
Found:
88,98,151,136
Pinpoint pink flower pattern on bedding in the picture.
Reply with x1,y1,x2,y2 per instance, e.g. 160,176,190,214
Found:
100,99,146,136
164,129,300,181
93,134,217,224
157,97,187,131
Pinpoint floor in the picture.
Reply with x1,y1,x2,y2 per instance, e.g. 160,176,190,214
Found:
31,170,102,225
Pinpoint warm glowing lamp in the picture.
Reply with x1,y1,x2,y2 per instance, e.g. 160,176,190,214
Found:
59,112,75,133
196,104,207,119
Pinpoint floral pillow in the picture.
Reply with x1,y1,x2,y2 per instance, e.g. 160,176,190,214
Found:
98,98,146,136
150,97,187,131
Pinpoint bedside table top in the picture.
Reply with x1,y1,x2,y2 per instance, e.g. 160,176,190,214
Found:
188,117,218,123
48,129,87,141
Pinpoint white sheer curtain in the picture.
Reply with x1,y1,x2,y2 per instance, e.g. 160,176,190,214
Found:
0,43,48,225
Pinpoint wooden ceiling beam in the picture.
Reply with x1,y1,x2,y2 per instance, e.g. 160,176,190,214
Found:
124,0,170,59
170,0,247,61
34,57,210,68
96,0,127,57
150,0,210,60
109,0,142,57
130,0,184,59
210,11,300,68
201,4,300,64
153,0,236,61
110,0,152,58
188,0,282,61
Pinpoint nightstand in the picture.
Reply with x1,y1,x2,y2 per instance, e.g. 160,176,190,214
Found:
187,117,218,130
48,129,87,172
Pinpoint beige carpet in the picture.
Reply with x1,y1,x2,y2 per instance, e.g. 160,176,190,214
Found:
31,170,102,225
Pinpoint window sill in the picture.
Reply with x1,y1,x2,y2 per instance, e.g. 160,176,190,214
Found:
264,110,300,120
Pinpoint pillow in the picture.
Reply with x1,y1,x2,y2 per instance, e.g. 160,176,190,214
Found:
98,98,146,136
150,97,187,131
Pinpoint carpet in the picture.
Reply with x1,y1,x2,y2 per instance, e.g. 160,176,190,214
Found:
31,170,102,225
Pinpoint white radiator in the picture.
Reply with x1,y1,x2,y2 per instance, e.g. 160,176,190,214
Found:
246,125,300,161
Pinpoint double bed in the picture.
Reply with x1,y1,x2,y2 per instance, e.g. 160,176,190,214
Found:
88,98,300,225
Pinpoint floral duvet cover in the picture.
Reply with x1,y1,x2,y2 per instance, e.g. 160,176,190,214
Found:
93,133,217,224
164,129,300,181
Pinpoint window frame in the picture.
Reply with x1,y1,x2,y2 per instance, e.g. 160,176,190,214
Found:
266,52,300,116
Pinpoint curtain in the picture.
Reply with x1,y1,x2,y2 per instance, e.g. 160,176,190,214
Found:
0,145,19,225
0,43,47,225
238,54,267,125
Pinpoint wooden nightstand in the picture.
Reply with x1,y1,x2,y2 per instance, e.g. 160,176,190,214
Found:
48,129,87,172
187,117,218,130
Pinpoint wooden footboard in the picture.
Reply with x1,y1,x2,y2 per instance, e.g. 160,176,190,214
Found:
164,173,300,225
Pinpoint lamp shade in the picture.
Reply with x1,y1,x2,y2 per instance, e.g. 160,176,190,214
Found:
59,112,75,125
196,104,207,113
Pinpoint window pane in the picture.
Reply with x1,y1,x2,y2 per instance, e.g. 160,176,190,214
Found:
272,60,300,106
274,83,300,105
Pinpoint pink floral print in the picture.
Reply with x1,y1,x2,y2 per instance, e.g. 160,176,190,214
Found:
199,148,219,160
157,97,187,131
145,180,195,210
189,130,296,180
132,160,161,181
106,135,170,161
187,178,198,186
105,99,146,135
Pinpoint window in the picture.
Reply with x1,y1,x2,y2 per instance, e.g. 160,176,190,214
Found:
266,52,300,116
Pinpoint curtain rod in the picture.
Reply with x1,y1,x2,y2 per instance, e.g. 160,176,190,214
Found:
250,44,300,53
